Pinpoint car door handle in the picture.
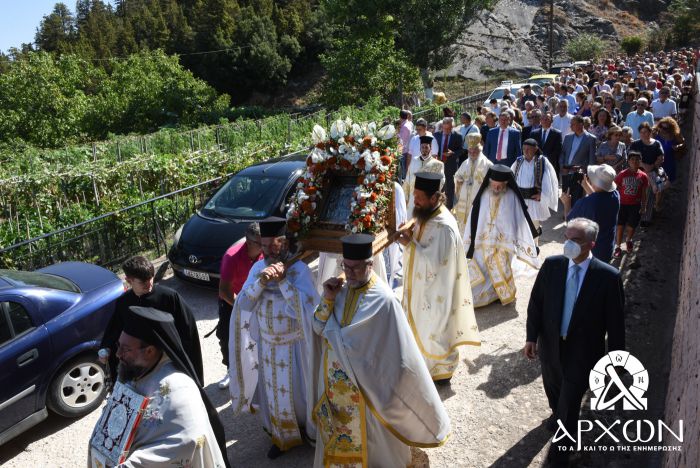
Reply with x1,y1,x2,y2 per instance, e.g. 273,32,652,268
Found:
17,349,39,368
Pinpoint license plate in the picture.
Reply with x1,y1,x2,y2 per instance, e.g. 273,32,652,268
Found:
183,269,210,281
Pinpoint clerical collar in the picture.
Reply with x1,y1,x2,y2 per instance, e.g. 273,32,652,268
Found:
420,154,431,162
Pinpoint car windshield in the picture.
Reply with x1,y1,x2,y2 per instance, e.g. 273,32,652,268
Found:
0,269,80,293
203,175,286,219
490,85,540,100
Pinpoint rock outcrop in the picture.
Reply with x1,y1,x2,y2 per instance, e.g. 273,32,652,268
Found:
444,0,670,81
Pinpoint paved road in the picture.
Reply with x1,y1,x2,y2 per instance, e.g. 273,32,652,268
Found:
1,221,569,467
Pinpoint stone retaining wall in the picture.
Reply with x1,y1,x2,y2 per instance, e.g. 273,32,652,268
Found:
663,73,700,468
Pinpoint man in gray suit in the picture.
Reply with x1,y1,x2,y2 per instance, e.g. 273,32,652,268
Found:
559,116,597,216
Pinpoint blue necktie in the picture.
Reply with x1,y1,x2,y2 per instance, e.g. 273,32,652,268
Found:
560,264,581,338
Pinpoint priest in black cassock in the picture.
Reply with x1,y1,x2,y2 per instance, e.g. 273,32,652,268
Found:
100,255,204,385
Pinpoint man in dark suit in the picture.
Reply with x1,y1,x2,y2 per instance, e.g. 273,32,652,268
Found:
484,111,522,167
434,116,464,208
521,108,542,143
560,116,597,214
480,111,497,144
525,217,625,465
532,111,563,176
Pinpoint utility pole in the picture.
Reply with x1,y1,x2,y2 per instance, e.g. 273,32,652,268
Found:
548,0,554,71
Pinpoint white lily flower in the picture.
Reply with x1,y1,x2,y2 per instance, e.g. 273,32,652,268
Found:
344,116,353,128
311,124,327,144
351,123,363,139
367,122,377,135
310,147,326,164
330,119,346,139
377,124,396,140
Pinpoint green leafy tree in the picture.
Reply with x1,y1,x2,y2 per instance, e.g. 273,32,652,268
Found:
35,3,76,53
564,33,608,62
669,0,700,46
322,0,493,100
320,35,420,108
619,36,644,56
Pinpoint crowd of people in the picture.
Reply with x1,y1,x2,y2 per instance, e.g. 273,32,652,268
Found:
87,48,696,468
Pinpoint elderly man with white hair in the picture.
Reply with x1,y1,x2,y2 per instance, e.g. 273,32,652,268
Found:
624,97,655,139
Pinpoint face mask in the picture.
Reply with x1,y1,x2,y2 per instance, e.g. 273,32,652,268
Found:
563,239,582,259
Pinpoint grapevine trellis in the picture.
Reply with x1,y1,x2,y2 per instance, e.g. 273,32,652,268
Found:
0,92,489,252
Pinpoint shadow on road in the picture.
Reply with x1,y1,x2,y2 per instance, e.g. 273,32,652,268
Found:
0,412,86,464
464,347,542,399
474,302,519,332
488,420,551,468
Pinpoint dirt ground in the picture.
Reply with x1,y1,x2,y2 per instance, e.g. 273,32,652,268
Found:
0,163,688,467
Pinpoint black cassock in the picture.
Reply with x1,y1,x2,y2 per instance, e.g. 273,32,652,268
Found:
101,284,204,385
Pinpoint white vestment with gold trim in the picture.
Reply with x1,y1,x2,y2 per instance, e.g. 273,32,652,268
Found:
309,273,450,468
403,156,444,215
464,189,540,308
402,206,481,380
453,154,492,235
228,260,319,450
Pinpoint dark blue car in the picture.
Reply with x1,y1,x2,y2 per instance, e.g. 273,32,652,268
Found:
0,263,124,445
168,153,306,286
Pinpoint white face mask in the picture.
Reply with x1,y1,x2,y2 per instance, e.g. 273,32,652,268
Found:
563,239,582,260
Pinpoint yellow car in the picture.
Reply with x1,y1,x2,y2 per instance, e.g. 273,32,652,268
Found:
527,74,559,87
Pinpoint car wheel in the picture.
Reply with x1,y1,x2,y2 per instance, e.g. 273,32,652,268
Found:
47,354,107,418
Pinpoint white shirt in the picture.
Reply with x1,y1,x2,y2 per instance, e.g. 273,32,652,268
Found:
408,132,438,160
567,251,593,295
651,99,677,119
553,113,574,138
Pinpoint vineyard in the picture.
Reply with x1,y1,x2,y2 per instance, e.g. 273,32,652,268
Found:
0,92,488,270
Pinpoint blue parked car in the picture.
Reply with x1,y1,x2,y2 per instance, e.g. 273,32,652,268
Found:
0,263,124,445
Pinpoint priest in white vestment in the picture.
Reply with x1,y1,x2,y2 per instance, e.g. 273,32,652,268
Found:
511,138,559,244
89,306,228,468
453,133,493,235
310,234,451,467
403,135,444,215
465,165,541,308
398,173,480,384
228,217,319,459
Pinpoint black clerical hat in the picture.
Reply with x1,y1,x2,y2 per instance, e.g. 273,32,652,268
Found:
414,172,442,195
419,135,434,145
123,306,174,346
523,138,538,147
341,233,374,260
259,216,287,238
486,165,514,182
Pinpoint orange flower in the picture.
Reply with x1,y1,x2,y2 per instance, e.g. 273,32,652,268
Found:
370,192,377,202
305,186,317,195
315,143,325,150
356,157,365,169
377,174,386,183
346,135,355,144
362,136,373,147
357,176,365,184
328,156,338,166
301,200,314,215
340,159,352,170
380,155,392,165
288,220,301,232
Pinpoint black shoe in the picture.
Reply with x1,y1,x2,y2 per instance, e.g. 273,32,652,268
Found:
267,445,284,460
434,378,452,386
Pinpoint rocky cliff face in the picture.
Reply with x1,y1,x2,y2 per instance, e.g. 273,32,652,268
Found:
445,0,670,80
